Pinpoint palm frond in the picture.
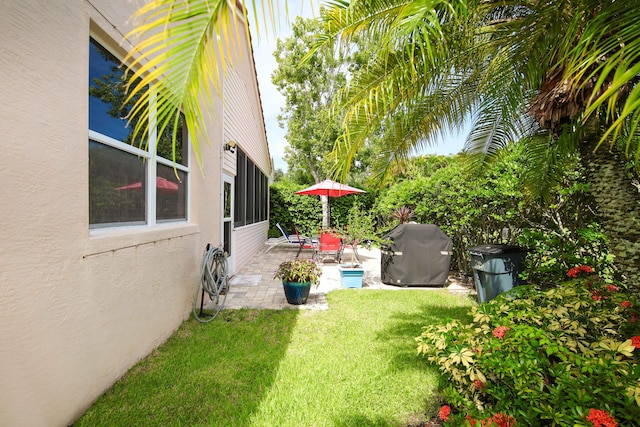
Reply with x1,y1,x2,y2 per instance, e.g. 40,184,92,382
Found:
123,0,280,168
323,0,640,185
520,131,580,200
322,0,478,181
558,1,640,158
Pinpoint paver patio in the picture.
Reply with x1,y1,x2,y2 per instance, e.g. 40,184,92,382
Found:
225,243,472,310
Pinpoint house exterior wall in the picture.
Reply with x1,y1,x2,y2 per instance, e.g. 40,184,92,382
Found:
222,26,272,271
223,68,272,175
234,221,271,268
0,1,270,425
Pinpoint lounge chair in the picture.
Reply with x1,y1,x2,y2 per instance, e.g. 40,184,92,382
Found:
265,223,317,257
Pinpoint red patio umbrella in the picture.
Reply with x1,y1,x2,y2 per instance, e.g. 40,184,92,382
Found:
295,180,366,227
115,177,179,193
295,179,366,198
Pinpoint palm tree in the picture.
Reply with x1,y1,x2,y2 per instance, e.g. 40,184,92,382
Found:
314,0,640,283
317,0,639,177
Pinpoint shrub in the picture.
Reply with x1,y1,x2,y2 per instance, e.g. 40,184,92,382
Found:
269,180,322,237
517,223,616,286
274,258,322,284
372,146,615,283
416,267,640,426
374,158,524,272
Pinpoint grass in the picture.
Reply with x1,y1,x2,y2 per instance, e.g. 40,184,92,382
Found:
75,290,473,426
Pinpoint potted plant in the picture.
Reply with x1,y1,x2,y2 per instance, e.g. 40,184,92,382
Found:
391,205,416,224
274,258,322,304
338,202,377,288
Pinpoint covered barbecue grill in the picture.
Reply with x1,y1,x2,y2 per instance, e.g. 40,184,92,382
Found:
381,224,453,286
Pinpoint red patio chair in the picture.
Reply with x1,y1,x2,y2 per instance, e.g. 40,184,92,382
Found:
313,231,343,263
293,227,317,258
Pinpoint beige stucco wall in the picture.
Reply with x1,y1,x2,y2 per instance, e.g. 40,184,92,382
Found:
0,1,269,425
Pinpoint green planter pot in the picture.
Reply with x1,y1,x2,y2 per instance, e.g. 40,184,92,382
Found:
282,281,312,305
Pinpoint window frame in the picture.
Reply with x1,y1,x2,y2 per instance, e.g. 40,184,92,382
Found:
234,147,268,228
88,34,190,230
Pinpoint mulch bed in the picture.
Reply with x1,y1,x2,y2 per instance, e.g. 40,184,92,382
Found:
408,419,444,427
447,271,476,293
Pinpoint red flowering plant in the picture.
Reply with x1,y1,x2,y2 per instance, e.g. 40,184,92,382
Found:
416,266,640,425
491,326,510,339
586,408,618,427
436,411,517,427
439,405,451,421
567,264,594,278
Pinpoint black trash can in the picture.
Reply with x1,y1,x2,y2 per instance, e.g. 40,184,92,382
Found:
469,244,527,303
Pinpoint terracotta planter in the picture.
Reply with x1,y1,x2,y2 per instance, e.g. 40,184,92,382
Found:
282,281,312,305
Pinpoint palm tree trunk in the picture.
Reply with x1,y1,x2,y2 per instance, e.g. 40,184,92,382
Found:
580,138,640,288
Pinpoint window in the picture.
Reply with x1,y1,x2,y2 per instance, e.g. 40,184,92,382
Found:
234,147,268,227
88,37,188,228
234,150,246,226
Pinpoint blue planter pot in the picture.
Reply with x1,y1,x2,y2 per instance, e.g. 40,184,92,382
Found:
282,281,312,305
339,264,365,288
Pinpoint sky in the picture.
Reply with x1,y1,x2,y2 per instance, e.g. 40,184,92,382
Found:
247,1,468,173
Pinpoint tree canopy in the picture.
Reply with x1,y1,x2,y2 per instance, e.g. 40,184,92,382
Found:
272,16,347,185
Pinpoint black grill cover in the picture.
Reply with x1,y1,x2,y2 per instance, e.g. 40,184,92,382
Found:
381,224,452,286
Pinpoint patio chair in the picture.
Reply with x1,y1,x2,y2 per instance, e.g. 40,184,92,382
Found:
265,223,317,257
313,231,343,263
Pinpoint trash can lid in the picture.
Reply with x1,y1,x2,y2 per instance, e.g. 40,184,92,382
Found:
469,244,527,254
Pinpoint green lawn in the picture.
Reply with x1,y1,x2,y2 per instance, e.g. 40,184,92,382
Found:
75,290,473,426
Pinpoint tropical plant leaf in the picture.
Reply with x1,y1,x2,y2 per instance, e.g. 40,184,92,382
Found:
319,0,640,187
123,0,286,169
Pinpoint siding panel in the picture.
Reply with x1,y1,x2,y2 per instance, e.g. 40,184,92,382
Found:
223,68,270,175
233,221,269,269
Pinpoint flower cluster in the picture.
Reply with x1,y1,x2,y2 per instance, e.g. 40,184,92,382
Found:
439,405,451,421
444,411,516,426
592,284,621,300
566,266,628,305
586,408,618,427
567,265,594,278
462,412,516,427
632,336,640,349
484,413,517,427
492,326,510,339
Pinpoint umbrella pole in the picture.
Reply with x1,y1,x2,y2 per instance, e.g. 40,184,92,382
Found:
321,195,330,228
